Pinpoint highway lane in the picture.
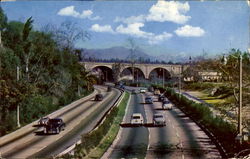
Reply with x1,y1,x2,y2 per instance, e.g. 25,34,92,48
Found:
108,88,221,159
109,92,149,159
1,85,121,159
144,92,221,159
31,86,122,158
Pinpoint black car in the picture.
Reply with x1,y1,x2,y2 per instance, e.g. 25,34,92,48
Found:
43,118,65,134
145,97,153,104
131,89,136,94
148,86,154,92
95,94,104,101
158,95,165,102
107,86,112,92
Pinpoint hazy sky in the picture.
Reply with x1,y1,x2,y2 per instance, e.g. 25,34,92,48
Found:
1,1,249,59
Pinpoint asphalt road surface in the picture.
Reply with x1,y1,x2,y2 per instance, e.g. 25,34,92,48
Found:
0,85,121,159
108,89,221,159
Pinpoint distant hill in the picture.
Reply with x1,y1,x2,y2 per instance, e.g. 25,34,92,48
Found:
81,46,157,61
80,46,189,63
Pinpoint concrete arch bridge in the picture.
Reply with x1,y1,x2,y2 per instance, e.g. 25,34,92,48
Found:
81,62,188,82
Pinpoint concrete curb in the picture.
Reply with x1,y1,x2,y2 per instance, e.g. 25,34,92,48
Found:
0,89,98,148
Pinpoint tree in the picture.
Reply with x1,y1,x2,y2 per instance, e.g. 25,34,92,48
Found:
22,17,34,81
112,63,124,82
44,21,91,52
0,6,8,76
0,6,7,46
216,49,250,108
126,38,139,82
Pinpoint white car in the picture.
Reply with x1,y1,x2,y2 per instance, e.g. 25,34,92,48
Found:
140,88,146,93
153,113,166,126
131,113,144,125
162,101,173,110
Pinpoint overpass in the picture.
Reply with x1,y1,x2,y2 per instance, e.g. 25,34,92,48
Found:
81,62,189,81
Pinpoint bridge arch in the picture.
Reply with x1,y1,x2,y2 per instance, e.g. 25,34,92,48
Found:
148,67,171,82
120,67,145,81
91,66,114,82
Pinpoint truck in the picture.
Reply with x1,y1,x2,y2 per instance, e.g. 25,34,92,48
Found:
39,117,66,134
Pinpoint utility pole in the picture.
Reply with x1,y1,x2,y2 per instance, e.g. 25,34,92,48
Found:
78,84,80,97
0,31,2,47
178,65,182,99
105,71,108,82
238,54,243,143
222,53,243,143
136,70,139,87
17,66,21,128
162,69,165,88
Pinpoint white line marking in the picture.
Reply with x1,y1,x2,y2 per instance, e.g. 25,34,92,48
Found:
147,128,151,150
182,154,185,159
176,132,180,138
172,124,175,129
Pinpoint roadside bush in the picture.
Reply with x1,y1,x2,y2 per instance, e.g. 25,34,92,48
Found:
183,82,216,91
20,95,54,124
75,105,119,157
152,85,248,157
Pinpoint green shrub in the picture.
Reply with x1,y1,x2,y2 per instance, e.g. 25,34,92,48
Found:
152,85,247,157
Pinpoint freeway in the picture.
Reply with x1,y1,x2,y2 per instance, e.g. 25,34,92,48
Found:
108,88,221,159
0,85,122,159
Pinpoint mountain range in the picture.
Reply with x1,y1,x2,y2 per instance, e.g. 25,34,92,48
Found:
81,46,190,62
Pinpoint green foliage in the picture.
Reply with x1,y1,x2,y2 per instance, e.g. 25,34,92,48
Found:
22,17,33,42
20,95,53,123
0,6,7,30
183,82,216,91
0,10,95,136
153,85,247,157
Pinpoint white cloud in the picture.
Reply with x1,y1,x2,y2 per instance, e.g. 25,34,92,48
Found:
90,24,114,33
115,23,172,44
114,1,191,25
148,32,172,44
58,6,101,20
114,15,146,24
116,23,153,38
58,6,80,17
146,1,191,24
81,10,93,17
175,25,205,37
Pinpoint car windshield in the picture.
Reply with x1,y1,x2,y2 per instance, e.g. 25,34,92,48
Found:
133,116,141,119
49,119,61,123
146,97,151,100
154,115,163,118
